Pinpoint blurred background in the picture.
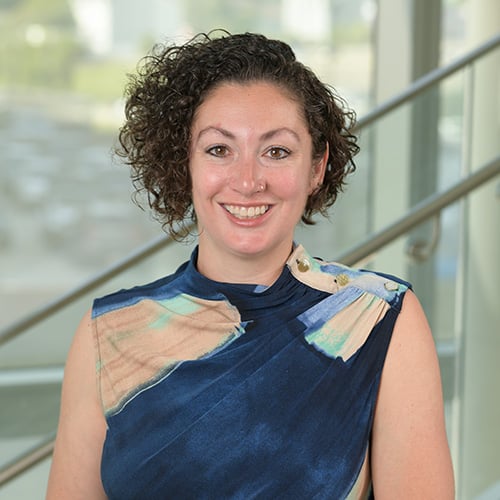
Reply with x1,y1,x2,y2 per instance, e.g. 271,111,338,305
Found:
0,0,498,498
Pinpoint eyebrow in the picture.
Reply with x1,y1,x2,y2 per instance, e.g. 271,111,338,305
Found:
196,126,301,142
196,126,235,141
261,127,301,142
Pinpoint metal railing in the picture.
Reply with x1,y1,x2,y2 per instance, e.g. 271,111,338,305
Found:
0,232,180,347
0,32,499,489
336,156,500,266
0,436,55,487
353,31,500,131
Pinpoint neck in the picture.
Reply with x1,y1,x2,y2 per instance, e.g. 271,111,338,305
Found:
196,242,294,286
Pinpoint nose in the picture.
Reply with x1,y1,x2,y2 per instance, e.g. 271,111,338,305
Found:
229,156,265,195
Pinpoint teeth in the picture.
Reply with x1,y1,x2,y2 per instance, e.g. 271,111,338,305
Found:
224,205,269,219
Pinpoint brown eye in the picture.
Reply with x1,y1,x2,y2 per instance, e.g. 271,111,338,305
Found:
207,145,229,157
267,147,290,160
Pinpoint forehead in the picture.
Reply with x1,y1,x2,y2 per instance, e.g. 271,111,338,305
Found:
192,81,307,129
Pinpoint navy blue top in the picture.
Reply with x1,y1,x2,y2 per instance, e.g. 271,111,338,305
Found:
92,245,410,499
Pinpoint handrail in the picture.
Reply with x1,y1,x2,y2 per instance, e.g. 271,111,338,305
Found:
354,31,500,131
0,231,184,347
1,155,498,488
336,156,500,266
1,32,499,349
0,435,55,487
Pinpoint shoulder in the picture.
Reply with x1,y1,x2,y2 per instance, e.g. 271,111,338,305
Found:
47,308,108,498
371,290,455,497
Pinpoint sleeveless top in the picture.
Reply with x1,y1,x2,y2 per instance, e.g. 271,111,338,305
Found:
92,245,410,499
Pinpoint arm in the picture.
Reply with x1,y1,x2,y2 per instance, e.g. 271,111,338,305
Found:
46,309,108,499
371,290,455,499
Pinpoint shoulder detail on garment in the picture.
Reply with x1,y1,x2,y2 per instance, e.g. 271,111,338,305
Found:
289,245,410,362
288,244,409,307
92,274,244,417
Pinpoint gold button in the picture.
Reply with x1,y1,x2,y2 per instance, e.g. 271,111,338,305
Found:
297,258,310,272
336,273,349,287
384,281,398,291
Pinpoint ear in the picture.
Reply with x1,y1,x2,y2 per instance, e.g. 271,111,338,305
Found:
309,143,329,193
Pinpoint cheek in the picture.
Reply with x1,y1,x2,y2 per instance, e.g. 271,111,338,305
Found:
271,171,312,199
190,167,227,205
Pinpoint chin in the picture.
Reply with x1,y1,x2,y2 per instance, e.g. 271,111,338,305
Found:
227,237,286,259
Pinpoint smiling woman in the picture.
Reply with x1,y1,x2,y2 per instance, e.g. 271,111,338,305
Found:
189,81,327,284
46,31,454,500
114,31,358,241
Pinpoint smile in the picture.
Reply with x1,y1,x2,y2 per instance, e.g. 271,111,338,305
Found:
223,204,270,219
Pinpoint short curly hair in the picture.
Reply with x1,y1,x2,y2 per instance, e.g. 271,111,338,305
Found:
116,30,359,239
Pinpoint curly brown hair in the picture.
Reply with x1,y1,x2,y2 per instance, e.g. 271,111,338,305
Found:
115,30,359,240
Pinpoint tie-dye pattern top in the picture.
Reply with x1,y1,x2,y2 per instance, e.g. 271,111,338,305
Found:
92,244,410,499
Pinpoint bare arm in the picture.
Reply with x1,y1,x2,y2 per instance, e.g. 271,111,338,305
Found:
371,290,455,499
46,309,108,499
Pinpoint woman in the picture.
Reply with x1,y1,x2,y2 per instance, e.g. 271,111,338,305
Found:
47,32,454,499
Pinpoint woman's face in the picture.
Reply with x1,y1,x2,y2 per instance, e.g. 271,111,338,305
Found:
189,81,326,270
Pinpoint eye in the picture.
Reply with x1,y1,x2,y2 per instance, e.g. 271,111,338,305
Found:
207,145,229,157
265,146,291,160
